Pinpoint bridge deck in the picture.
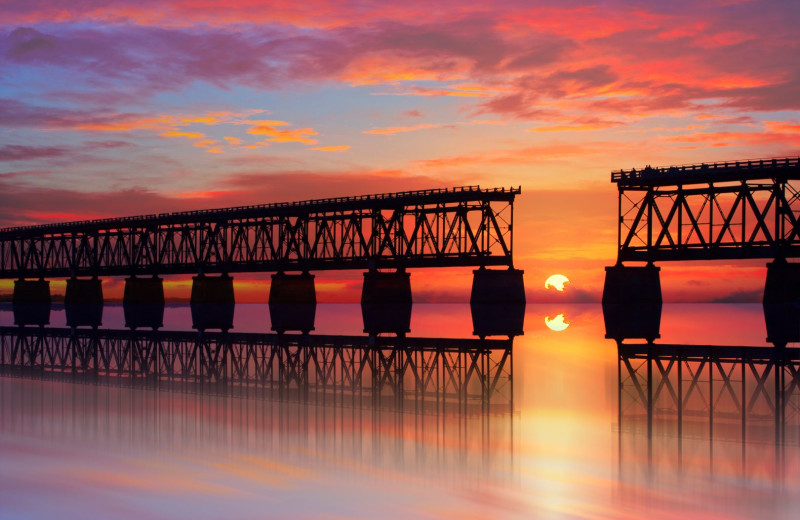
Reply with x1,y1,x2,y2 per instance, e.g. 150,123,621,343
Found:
612,156,800,187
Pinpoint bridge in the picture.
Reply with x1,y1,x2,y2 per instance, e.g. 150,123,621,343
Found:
1,186,525,326
603,156,800,310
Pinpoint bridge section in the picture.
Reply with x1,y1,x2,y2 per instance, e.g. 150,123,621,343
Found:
0,186,518,277
613,157,800,263
604,157,800,309
1,186,525,314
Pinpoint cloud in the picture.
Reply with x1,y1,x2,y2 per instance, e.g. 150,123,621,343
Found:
161,131,205,139
2,1,798,122
0,141,132,162
312,145,350,152
712,288,762,303
363,123,441,135
246,124,318,144
0,170,468,228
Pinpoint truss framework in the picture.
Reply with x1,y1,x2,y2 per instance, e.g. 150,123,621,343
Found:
0,186,519,278
612,157,800,262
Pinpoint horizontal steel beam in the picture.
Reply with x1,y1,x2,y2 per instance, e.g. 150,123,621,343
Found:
620,244,800,262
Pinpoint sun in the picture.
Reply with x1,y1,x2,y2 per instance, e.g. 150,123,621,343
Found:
545,314,570,332
544,274,570,292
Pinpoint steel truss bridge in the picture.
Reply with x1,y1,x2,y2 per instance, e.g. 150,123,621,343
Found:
0,186,519,278
612,157,800,262
0,327,513,413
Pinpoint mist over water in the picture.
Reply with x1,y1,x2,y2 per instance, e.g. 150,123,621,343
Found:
0,303,797,519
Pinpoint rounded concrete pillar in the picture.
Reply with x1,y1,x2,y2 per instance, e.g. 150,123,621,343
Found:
269,272,316,334
12,279,51,326
361,271,412,335
190,274,234,331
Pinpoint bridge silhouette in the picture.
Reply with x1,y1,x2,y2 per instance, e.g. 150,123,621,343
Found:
1,186,525,330
603,156,800,339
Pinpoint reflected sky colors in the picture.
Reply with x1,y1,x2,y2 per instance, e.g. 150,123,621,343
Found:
1,303,797,519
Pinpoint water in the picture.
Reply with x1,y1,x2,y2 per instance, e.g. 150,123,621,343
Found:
1,303,798,519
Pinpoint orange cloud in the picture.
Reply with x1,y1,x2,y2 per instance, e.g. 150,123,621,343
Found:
764,121,800,133
247,124,318,144
75,115,172,132
312,145,350,152
376,84,501,98
161,130,206,139
529,121,621,132
666,129,800,148
363,124,440,135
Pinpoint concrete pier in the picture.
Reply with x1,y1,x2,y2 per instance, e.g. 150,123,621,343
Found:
64,278,103,328
361,271,412,335
65,278,104,306
190,275,234,331
269,272,316,333
602,264,661,341
123,276,166,329
468,269,525,338
470,268,526,305
602,264,661,305
124,276,165,305
12,279,51,326
763,261,800,345
191,274,235,305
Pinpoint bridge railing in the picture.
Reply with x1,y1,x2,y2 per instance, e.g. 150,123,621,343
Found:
611,156,799,183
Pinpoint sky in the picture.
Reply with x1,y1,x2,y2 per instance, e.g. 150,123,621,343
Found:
1,0,800,302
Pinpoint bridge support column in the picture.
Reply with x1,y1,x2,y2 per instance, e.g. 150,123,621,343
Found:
763,261,800,345
602,264,661,341
269,272,316,334
190,274,235,331
12,279,51,326
470,268,526,304
65,278,104,328
469,268,526,338
361,270,412,335
123,276,165,329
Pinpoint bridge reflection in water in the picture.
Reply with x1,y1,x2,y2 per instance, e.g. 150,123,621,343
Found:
0,326,514,478
617,341,800,485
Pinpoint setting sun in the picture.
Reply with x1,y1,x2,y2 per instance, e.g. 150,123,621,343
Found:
545,274,570,292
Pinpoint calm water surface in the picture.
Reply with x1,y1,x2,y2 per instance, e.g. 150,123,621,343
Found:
1,303,797,519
